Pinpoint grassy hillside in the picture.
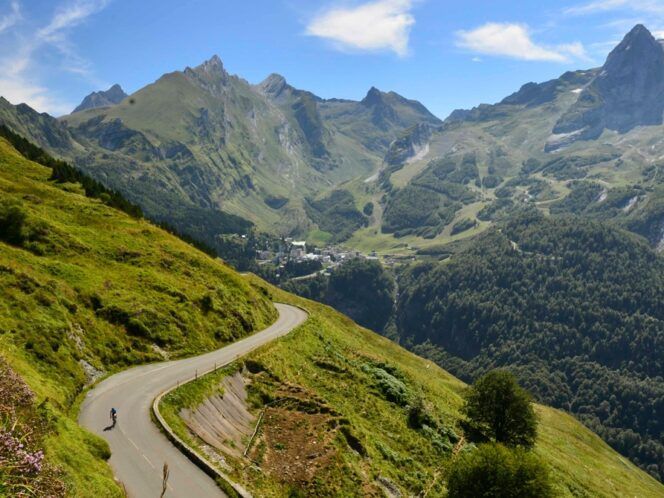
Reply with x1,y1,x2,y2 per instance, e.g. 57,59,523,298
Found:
161,281,664,497
350,31,664,255
0,137,276,496
2,133,662,497
57,60,441,241
396,211,664,480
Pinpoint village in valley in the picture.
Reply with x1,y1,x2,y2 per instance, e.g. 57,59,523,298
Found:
253,237,408,281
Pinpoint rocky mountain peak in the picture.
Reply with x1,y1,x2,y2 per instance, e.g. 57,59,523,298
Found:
184,55,228,79
601,24,664,79
72,84,128,113
200,54,225,74
184,55,230,95
617,24,655,46
548,24,664,151
258,73,290,99
361,86,384,107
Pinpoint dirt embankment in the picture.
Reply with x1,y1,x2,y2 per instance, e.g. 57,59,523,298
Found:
180,371,256,458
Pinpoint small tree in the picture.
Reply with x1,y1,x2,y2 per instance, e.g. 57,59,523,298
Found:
462,370,537,448
447,443,554,498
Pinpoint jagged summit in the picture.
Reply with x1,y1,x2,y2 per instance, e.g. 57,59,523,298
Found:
183,55,231,94
361,86,384,106
72,84,127,113
548,24,664,150
258,73,290,98
602,24,664,79
184,54,228,77
196,54,225,73
619,24,654,44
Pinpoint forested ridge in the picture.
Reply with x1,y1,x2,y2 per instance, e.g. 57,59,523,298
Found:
396,211,664,479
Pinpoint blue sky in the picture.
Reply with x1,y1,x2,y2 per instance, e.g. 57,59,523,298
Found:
1,0,663,117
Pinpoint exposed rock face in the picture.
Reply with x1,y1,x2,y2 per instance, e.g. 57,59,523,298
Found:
0,97,76,151
551,25,664,149
361,87,400,129
73,84,127,113
257,73,291,101
384,122,440,167
501,70,596,107
258,74,333,167
183,54,233,98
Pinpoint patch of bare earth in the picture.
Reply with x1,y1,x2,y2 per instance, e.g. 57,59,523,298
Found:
248,383,382,495
181,370,383,495
249,384,339,485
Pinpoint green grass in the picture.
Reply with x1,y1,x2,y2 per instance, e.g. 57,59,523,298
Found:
163,280,664,497
2,136,662,497
535,407,663,497
0,138,276,496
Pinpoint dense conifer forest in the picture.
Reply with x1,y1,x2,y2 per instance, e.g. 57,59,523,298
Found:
396,211,664,479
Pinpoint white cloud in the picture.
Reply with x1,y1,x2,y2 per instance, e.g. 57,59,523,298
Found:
38,0,109,41
565,0,629,15
0,77,73,115
0,1,20,34
565,0,664,16
564,1,664,49
0,0,109,115
558,42,592,61
456,23,587,63
306,0,415,57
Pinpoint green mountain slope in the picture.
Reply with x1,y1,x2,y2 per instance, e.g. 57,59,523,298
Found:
1,56,440,244
395,212,664,480
2,132,662,497
161,282,664,497
354,25,664,256
72,84,128,114
0,137,276,495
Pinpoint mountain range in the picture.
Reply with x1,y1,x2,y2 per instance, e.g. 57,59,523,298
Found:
72,84,128,113
0,55,440,248
0,129,661,497
1,25,663,257
2,20,664,496
371,24,664,254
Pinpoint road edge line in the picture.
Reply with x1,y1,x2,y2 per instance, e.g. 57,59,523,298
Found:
151,303,309,498
152,387,250,498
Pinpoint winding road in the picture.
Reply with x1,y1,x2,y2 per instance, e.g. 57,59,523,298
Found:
79,303,308,498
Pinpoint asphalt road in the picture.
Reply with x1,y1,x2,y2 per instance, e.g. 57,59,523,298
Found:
79,303,308,498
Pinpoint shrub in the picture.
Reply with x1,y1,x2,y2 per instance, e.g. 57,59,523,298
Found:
451,218,477,235
447,443,554,498
126,318,151,338
362,363,411,406
462,370,537,448
407,397,436,429
0,200,27,245
481,175,502,189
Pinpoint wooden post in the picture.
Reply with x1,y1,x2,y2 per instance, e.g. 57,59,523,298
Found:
160,462,170,498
